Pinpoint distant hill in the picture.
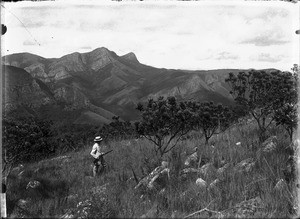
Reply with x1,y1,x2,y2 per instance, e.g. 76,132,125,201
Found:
2,47,270,124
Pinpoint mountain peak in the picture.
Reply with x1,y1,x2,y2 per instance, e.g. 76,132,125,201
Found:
121,52,139,63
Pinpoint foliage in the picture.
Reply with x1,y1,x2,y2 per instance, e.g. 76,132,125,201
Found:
225,69,297,142
2,115,57,164
188,101,232,144
273,65,299,141
135,96,194,157
99,116,136,141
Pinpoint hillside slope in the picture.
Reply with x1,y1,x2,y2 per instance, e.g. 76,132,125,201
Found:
3,47,258,121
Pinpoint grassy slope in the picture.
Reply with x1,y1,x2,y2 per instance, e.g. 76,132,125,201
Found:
6,120,298,218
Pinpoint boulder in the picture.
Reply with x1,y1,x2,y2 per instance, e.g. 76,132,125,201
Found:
199,163,217,180
234,158,255,174
208,179,221,198
195,177,207,190
262,136,278,153
135,162,170,191
184,151,198,167
274,179,287,192
217,163,231,180
26,180,41,189
11,164,24,176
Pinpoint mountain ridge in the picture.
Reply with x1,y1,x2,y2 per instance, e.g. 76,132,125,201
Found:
2,47,278,124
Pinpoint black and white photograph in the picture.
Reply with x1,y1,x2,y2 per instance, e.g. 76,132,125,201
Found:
1,0,299,218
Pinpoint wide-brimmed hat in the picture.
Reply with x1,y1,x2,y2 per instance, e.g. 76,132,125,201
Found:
94,136,103,142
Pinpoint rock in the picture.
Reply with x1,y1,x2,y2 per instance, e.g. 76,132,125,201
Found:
11,164,24,175
76,199,92,218
17,170,25,179
274,179,287,192
26,180,41,189
66,194,78,203
180,167,201,181
217,163,231,180
17,199,29,208
235,158,255,174
262,136,278,153
208,179,221,198
161,161,169,168
135,164,170,191
195,178,207,190
184,151,198,167
147,168,170,190
199,163,217,180
60,210,74,219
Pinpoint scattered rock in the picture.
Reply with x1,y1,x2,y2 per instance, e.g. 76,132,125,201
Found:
60,210,74,219
195,177,207,190
199,163,217,180
135,162,170,191
180,167,201,181
217,163,231,179
17,170,25,179
11,164,24,175
17,199,30,208
26,180,41,189
208,179,221,199
274,179,287,192
147,168,169,190
262,136,278,153
184,151,198,167
235,158,255,174
66,194,78,203
76,199,92,218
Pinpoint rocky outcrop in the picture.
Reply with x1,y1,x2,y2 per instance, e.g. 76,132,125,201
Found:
234,158,256,174
135,162,170,191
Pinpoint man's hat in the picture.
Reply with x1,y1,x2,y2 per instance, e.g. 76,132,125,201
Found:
94,136,103,142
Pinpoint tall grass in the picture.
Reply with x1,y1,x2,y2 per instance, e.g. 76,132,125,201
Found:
6,121,298,218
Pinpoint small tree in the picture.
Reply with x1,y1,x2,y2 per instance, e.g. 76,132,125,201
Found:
135,96,194,157
225,69,297,142
192,101,232,145
274,65,298,141
99,116,136,140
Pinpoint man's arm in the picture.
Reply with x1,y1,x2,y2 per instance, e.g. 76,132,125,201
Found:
90,146,98,159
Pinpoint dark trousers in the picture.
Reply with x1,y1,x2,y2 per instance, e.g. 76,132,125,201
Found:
93,156,106,176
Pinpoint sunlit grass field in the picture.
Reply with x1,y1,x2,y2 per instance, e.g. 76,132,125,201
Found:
6,119,298,218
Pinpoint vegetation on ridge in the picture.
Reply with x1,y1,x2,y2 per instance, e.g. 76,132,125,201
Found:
2,67,298,218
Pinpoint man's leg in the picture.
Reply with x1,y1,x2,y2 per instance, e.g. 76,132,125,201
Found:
93,164,99,177
99,157,107,175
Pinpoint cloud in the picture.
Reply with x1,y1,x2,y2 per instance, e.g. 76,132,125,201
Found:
251,53,285,63
241,34,289,46
214,52,238,60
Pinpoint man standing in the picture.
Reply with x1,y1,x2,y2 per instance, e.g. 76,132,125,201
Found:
90,136,107,177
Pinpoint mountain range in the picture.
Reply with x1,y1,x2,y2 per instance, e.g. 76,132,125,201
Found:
2,47,257,125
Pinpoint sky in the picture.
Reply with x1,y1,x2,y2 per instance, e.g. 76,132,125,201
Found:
1,0,299,71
